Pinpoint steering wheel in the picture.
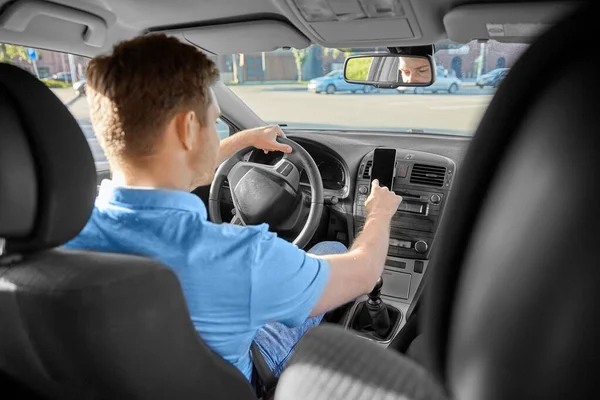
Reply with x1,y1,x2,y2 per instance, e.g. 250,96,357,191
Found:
208,137,324,249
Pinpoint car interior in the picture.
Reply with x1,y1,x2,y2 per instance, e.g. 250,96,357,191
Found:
1,0,598,399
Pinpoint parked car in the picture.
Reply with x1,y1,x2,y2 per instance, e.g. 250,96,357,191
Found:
73,79,86,96
476,68,510,88
397,66,461,94
308,69,375,94
52,71,72,83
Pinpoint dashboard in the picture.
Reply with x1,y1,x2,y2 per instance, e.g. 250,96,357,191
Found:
272,130,467,345
243,132,465,264
206,128,470,345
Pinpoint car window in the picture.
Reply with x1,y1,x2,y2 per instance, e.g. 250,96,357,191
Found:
1,44,232,172
220,41,528,135
0,45,104,166
216,117,232,139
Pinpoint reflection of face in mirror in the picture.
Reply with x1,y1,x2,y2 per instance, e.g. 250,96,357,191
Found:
398,57,432,84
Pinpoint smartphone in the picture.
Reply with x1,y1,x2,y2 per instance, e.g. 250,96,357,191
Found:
371,148,397,189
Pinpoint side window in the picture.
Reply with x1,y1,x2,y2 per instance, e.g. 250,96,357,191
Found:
216,117,231,140
0,44,104,168
2,44,232,173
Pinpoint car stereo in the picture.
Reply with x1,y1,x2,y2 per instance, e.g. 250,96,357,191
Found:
354,149,456,259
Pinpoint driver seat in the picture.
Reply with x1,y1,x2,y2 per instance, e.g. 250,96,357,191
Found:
0,64,255,398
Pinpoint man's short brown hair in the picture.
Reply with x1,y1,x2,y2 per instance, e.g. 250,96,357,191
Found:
86,34,219,166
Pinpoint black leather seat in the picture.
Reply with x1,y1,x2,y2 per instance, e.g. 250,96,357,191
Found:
0,64,256,399
276,3,600,399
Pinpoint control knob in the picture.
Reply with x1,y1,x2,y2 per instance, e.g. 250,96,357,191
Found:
430,194,441,204
414,240,428,253
358,185,368,195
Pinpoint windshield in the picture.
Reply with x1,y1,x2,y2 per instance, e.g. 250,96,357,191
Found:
221,40,528,136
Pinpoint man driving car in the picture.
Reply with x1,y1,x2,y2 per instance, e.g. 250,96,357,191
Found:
65,34,402,383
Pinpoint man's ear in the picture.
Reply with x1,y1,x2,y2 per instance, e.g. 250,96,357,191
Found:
174,111,197,151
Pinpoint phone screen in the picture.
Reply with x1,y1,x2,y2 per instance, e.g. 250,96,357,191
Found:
371,148,396,189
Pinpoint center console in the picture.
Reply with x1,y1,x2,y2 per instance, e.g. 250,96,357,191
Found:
345,148,456,345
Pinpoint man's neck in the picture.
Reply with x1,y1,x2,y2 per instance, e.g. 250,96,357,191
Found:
112,161,190,191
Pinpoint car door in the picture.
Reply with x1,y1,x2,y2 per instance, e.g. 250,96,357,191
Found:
334,71,352,91
430,74,447,91
429,66,447,91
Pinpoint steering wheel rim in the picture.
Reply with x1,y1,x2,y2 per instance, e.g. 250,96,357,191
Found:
208,137,324,249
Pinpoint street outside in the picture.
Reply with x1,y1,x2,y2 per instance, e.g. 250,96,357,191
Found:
54,83,495,164
229,83,494,133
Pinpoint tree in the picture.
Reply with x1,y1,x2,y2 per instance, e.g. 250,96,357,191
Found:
0,44,29,64
324,48,354,60
231,54,239,84
292,48,309,82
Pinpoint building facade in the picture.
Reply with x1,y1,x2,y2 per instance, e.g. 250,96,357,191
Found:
435,41,528,79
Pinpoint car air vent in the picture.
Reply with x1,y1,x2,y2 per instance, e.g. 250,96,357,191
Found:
410,164,446,187
362,160,373,179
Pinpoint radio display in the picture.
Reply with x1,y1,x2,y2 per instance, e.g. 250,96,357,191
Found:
371,148,397,189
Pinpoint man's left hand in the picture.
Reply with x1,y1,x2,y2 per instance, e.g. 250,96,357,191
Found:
241,125,292,154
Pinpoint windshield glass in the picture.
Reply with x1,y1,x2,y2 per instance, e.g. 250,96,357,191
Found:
220,40,528,136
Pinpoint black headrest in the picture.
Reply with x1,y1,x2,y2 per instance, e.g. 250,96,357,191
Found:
425,2,600,399
0,64,96,255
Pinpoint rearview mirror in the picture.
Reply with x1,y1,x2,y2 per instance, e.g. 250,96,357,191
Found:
344,54,436,88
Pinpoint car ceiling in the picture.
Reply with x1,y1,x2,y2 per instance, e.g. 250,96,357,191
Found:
0,0,583,58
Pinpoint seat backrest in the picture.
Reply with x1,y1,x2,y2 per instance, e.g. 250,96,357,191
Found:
424,3,600,399
0,64,255,399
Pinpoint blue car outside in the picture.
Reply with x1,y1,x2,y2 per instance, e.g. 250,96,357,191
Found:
307,70,374,94
476,68,510,88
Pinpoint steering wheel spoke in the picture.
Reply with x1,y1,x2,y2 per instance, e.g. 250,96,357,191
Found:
230,211,246,226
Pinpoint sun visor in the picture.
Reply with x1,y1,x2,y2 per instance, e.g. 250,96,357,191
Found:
444,2,579,43
0,0,115,53
162,20,310,54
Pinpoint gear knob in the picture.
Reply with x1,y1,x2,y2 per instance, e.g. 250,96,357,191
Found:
365,276,390,338
369,277,383,299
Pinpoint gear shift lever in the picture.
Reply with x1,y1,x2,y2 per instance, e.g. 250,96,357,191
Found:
350,276,399,340
365,277,391,337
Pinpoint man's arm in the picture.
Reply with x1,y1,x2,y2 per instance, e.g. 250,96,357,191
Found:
309,179,402,317
217,125,292,165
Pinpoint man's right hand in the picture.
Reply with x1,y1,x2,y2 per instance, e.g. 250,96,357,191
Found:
365,179,403,219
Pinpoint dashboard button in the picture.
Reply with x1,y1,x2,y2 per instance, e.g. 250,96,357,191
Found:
358,185,368,194
397,164,409,178
414,261,425,274
414,240,428,253
430,194,441,204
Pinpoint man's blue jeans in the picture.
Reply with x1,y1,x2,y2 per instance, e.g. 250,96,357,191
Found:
252,241,347,377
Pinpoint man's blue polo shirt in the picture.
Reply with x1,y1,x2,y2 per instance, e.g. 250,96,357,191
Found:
64,180,330,380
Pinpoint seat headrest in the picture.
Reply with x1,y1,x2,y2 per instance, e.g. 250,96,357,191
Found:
0,64,96,255
424,2,600,398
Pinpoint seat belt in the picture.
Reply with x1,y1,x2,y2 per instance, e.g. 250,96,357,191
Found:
251,342,277,393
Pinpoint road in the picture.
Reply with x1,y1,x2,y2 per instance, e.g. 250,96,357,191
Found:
228,84,494,134
56,84,495,164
